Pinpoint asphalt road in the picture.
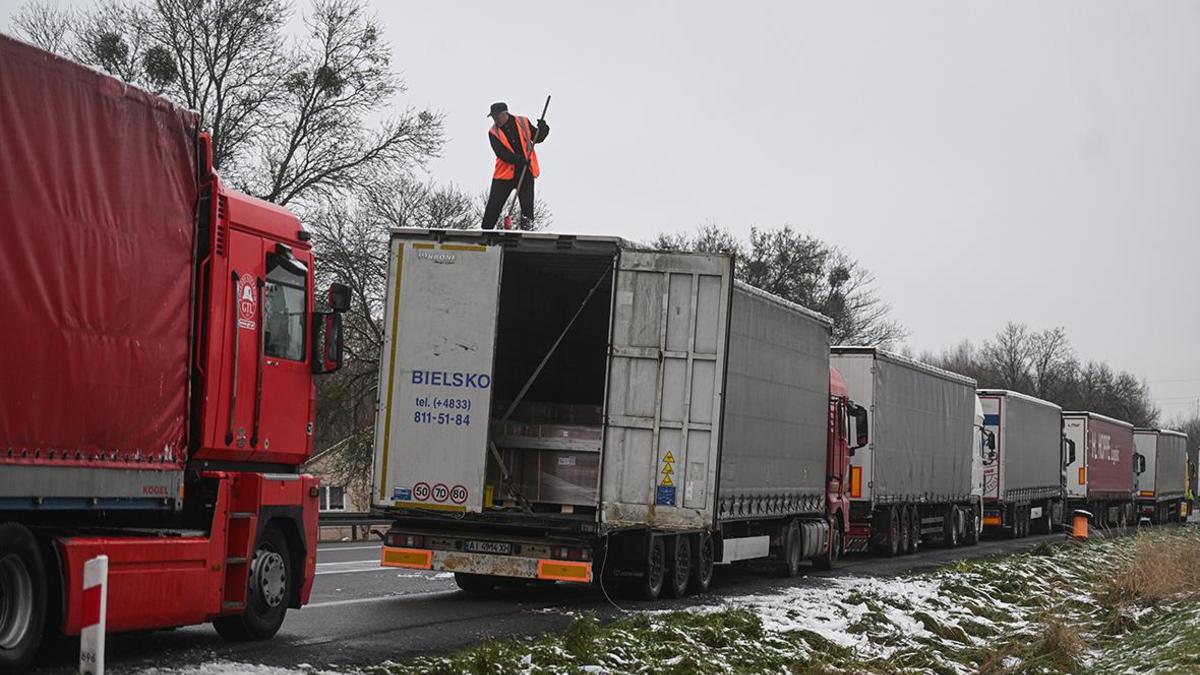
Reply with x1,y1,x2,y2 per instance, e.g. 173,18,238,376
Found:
32,532,1080,673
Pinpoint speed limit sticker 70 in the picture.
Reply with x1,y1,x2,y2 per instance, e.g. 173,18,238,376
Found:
431,483,450,503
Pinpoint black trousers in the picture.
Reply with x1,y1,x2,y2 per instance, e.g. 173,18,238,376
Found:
481,176,535,229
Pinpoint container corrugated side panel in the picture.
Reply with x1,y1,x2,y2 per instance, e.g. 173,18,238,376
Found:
1000,394,1063,499
716,286,830,521
601,250,732,529
1158,432,1188,498
830,353,875,503
872,356,975,502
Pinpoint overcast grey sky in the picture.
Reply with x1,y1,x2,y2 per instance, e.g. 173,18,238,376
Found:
4,1,1198,417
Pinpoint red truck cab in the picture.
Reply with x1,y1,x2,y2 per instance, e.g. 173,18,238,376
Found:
0,35,347,671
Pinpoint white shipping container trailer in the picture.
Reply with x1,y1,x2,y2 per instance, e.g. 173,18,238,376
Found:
371,230,865,600
977,390,1066,538
830,347,983,556
1133,429,1189,524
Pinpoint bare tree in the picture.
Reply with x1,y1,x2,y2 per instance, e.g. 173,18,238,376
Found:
980,322,1033,391
13,0,442,207
11,0,72,53
656,224,906,347
1028,327,1074,401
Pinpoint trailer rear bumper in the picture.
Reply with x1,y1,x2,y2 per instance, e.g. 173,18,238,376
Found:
381,546,592,583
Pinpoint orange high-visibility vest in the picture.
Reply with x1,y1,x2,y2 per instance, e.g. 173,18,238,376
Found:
490,115,540,180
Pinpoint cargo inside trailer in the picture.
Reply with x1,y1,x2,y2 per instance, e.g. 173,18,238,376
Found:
486,249,615,513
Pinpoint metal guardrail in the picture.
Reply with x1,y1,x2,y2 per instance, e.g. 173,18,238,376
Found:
317,512,391,541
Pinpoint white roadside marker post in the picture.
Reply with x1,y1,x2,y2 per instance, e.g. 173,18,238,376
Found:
79,555,108,675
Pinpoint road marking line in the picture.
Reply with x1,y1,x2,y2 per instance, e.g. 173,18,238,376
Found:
306,590,458,609
315,567,398,576
317,559,388,567
317,545,382,551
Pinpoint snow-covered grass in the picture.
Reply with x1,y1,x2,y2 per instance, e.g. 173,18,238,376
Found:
367,526,1200,674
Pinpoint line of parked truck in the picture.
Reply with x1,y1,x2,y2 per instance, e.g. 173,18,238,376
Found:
1,34,1195,673
370,229,1196,599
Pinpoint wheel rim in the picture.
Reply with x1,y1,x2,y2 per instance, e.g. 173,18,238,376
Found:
0,554,34,650
251,547,287,610
674,540,691,590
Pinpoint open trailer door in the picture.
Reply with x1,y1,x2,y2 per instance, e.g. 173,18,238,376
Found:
373,235,502,514
601,250,733,529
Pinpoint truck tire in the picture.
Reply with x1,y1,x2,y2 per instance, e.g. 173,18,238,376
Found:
875,507,901,558
1007,506,1021,539
688,533,715,594
664,536,691,598
0,523,46,674
898,507,912,556
778,521,803,577
963,507,981,546
634,536,667,600
906,506,921,555
943,506,959,548
214,525,291,641
813,521,841,571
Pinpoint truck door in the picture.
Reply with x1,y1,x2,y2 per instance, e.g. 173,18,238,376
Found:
255,242,314,463
601,251,733,529
217,232,314,464
373,238,502,513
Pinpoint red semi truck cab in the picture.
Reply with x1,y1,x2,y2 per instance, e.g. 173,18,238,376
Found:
0,35,346,671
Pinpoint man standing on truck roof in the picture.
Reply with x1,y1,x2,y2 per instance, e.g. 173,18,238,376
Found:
481,101,549,230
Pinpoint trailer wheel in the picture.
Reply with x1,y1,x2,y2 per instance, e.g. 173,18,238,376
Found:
689,533,715,594
631,536,667,600
875,507,901,558
906,507,921,555
813,521,841,571
664,536,691,598
778,521,803,577
214,525,291,641
0,524,45,674
943,506,960,548
898,507,913,556
963,507,981,546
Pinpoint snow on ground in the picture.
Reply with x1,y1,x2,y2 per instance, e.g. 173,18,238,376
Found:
134,663,309,675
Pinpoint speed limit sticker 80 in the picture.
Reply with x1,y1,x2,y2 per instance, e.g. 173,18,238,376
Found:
410,482,467,505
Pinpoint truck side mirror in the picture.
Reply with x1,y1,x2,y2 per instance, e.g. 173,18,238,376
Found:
1063,438,1076,466
1134,453,1146,475
852,405,869,450
311,311,344,374
327,283,352,312
985,430,996,451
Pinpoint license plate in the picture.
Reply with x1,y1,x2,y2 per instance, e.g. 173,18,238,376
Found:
463,540,513,555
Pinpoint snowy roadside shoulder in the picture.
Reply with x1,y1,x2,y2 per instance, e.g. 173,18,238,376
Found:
366,526,1200,675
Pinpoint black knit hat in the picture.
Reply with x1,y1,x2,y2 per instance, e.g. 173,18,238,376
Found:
487,102,508,118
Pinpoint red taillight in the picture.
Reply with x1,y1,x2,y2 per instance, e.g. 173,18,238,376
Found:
386,533,424,548
557,547,590,561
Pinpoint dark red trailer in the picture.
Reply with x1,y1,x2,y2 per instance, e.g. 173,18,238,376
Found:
0,34,346,672
1062,411,1135,527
